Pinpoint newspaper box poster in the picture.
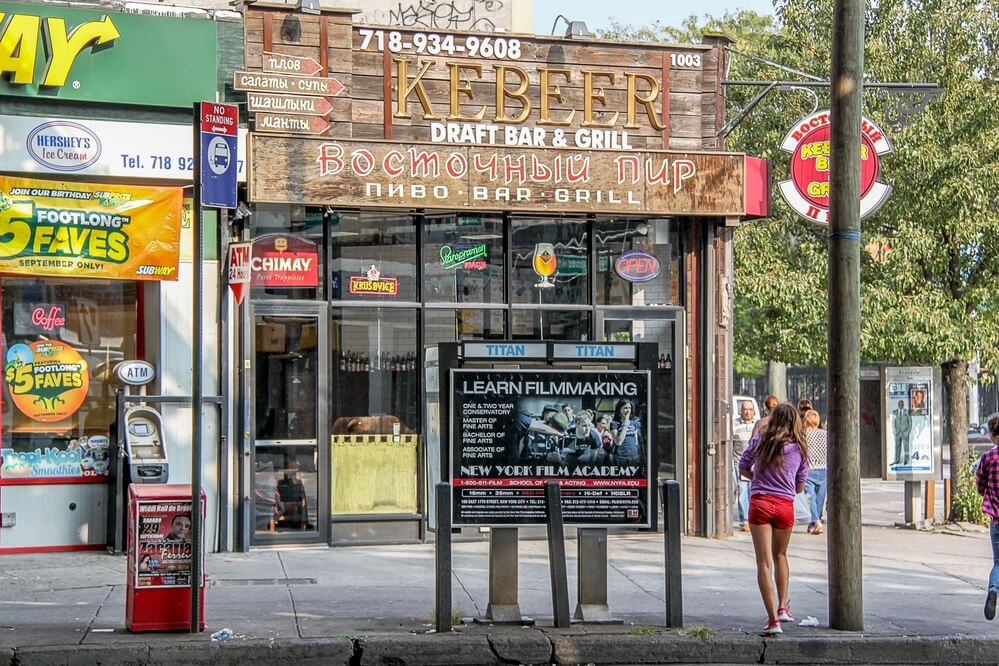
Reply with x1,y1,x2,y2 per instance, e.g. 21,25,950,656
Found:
885,367,934,477
450,369,651,526
134,501,194,588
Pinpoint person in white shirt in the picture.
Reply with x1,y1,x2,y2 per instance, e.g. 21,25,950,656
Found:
732,400,759,532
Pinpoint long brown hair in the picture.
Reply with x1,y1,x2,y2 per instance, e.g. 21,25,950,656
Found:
755,402,807,470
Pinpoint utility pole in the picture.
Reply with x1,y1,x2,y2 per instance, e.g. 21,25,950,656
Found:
827,0,865,631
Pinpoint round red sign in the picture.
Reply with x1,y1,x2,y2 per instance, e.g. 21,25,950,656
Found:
778,110,893,224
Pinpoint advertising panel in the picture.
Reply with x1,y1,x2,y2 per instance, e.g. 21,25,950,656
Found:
250,234,319,288
0,2,217,107
4,339,89,423
450,369,651,526
884,366,936,479
0,176,181,281
133,500,194,588
0,115,248,182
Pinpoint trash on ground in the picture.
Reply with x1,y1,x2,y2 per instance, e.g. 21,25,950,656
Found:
91,628,114,633
798,616,820,627
210,628,234,641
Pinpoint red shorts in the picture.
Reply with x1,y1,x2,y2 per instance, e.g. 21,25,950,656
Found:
748,494,794,529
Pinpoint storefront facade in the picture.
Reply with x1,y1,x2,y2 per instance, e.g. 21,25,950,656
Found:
234,5,768,546
0,1,241,552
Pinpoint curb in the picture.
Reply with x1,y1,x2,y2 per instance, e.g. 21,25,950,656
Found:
7,633,999,665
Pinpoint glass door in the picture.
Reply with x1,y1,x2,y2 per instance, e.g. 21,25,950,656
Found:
250,303,328,545
597,308,684,484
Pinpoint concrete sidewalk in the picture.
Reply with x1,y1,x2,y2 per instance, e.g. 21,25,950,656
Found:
0,518,996,664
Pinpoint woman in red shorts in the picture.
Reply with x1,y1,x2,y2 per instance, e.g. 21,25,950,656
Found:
738,402,809,635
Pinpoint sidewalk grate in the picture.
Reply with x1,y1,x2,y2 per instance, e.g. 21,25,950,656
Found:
210,578,317,587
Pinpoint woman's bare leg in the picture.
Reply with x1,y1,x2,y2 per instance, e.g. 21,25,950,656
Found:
771,526,794,609
750,523,777,621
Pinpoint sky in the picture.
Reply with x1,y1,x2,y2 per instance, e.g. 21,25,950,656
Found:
532,0,774,35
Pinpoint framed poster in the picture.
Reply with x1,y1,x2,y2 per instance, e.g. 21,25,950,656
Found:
883,366,941,481
133,500,195,588
450,368,652,527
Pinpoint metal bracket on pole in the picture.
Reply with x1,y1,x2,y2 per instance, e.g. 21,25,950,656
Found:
435,482,453,633
663,480,683,628
478,527,534,625
573,528,620,624
545,481,571,629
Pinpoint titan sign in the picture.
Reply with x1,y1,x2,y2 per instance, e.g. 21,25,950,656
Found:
777,110,893,224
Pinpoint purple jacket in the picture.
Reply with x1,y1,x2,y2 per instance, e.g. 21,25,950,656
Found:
739,435,809,500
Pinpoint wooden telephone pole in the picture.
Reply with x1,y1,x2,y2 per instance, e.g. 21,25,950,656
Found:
827,0,865,631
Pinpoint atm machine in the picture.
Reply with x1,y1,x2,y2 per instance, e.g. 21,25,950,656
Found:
122,406,169,484
107,361,168,553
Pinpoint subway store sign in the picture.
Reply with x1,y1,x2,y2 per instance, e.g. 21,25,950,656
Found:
0,2,217,106
0,176,181,281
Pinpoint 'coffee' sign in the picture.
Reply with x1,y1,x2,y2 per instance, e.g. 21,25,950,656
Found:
777,110,893,224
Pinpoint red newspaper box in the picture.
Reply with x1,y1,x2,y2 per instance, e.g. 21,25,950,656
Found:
126,484,205,632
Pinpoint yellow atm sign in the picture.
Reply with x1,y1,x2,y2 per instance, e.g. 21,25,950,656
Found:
0,12,120,87
0,3,217,107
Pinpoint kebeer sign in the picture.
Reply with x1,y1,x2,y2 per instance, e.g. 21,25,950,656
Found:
777,110,893,224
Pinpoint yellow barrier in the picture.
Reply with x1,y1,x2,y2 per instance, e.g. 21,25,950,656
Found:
332,434,419,515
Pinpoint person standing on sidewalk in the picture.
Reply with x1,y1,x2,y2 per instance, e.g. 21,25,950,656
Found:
739,403,809,635
975,414,999,620
752,395,780,437
802,409,828,535
732,400,758,533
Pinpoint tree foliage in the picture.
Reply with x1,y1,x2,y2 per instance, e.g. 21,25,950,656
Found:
603,1,999,516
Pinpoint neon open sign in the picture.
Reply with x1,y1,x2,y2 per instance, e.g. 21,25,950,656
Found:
614,251,661,282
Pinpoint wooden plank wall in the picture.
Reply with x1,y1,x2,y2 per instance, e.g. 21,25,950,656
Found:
241,6,726,150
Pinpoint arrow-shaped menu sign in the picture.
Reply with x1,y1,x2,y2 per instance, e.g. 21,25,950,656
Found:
255,113,331,135
246,92,334,117
235,71,345,97
263,52,324,76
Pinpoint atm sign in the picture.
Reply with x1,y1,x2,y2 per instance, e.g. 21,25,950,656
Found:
614,252,661,282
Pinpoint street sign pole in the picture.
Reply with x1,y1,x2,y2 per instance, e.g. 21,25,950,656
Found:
190,101,204,634
190,101,238,633
828,0,865,631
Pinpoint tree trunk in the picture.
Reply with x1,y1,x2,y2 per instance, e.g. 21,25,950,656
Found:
943,359,969,521
768,360,787,401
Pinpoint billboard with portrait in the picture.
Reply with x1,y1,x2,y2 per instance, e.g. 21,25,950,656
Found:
450,369,652,526
884,366,938,480
133,500,194,588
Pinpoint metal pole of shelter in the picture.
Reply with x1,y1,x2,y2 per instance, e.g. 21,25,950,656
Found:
190,102,205,633
827,0,865,631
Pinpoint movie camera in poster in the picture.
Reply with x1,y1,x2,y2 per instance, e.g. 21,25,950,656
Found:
450,369,652,526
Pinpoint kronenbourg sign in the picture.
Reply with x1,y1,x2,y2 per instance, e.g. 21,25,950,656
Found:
777,110,893,224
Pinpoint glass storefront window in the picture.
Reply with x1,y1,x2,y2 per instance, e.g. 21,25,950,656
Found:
331,212,417,302
249,204,324,301
595,218,681,306
510,217,589,305
424,308,506,350
1,278,136,481
423,214,504,303
511,309,590,340
330,307,420,516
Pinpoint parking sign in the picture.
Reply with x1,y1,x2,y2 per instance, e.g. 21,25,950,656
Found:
199,102,238,209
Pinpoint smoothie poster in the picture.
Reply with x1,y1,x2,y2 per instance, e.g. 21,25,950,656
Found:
0,176,181,281
134,501,194,588
450,369,651,527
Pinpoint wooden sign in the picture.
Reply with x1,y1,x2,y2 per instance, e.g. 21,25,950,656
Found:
245,92,334,117
234,71,344,97
249,135,757,216
263,52,323,76
254,113,330,135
